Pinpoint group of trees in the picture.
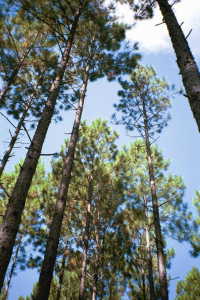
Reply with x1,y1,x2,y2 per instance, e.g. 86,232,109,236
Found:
0,0,199,299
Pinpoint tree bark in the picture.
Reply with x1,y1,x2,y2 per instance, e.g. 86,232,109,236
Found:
79,180,93,300
0,13,80,291
143,196,156,300
141,272,147,300
56,252,67,300
142,99,168,300
156,0,200,131
35,68,89,300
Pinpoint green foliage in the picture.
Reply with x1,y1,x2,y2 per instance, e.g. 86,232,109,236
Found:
113,64,171,137
175,267,200,300
190,192,200,256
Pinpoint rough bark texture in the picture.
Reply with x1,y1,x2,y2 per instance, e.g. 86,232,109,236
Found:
0,14,80,291
35,71,89,300
142,100,168,300
157,0,200,131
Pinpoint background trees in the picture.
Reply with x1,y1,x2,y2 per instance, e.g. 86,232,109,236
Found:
0,0,200,299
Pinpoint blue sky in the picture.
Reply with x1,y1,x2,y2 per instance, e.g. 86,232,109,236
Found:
0,0,200,299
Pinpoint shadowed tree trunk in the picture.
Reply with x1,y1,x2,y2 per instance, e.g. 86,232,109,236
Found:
141,271,147,300
56,251,67,300
0,12,81,291
142,98,168,300
79,180,93,300
35,68,89,300
156,0,200,131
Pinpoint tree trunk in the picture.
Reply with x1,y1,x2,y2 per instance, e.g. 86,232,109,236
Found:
79,251,87,300
3,234,22,300
0,32,39,105
92,286,96,300
79,180,93,300
144,196,156,300
0,13,80,291
141,272,147,300
142,99,168,300
35,69,89,300
156,0,200,131
56,252,67,300
0,101,32,178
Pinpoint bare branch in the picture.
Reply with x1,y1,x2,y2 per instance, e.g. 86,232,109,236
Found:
186,29,192,39
0,112,16,128
0,182,10,198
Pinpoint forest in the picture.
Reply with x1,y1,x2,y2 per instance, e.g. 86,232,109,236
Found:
0,0,199,299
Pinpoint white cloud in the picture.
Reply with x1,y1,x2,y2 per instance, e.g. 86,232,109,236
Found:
116,0,200,55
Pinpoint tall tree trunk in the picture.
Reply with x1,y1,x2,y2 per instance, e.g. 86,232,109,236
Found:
142,99,168,300
0,13,81,291
35,69,89,300
79,180,93,300
144,196,156,300
156,0,200,131
56,251,67,300
0,100,32,178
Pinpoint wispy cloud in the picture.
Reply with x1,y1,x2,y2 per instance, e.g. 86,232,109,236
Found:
116,0,200,56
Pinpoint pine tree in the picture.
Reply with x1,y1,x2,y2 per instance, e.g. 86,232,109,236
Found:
121,0,200,131
175,267,200,300
113,65,171,300
34,7,140,297
0,0,91,289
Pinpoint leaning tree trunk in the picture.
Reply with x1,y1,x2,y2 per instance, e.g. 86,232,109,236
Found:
0,12,81,291
143,196,156,300
0,100,32,178
3,234,22,300
156,0,200,131
35,69,89,300
142,99,168,300
79,180,93,300
0,32,39,105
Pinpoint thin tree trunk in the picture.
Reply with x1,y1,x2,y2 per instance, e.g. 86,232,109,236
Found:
0,13,81,291
0,101,32,178
143,196,156,300
35,68,89,300
3,234,22,300
0,32,40,105
141,272,147,300
79,251,87,300
79,180,93,300
142,99,168,300
92,286,96,300
156,0,200,131
56,252,67,300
